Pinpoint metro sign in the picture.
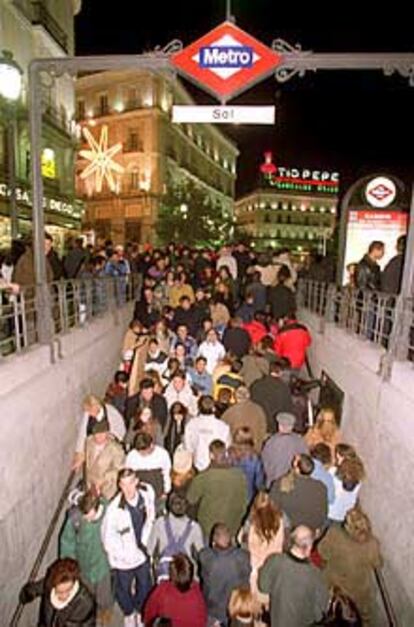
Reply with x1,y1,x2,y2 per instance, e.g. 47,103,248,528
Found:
365,176,397,208
171,21,282,102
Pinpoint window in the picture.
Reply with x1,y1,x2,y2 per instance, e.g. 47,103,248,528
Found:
130,170,139,189
127,88,138,110
77,100,85,120
99,94,109,115
127,130,143,152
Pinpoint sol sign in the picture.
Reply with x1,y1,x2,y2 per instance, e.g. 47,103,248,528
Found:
171,21,282,102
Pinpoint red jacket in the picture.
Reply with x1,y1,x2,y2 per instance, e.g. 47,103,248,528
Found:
243,320,268,346
143,581,207,627
274,320,311,369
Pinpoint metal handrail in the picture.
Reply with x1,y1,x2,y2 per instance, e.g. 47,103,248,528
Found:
374,567,399,627
9,470,76,627
1,273,141,360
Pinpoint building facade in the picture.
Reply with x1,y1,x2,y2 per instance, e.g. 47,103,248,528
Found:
75,70,238,245
235,152,339,253
0,0,83,251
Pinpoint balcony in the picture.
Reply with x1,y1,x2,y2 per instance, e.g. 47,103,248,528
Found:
31,1,69,53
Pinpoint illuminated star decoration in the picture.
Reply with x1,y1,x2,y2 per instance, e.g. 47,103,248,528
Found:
79,125,124,193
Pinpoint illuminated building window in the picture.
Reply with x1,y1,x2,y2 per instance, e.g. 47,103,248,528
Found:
291,204,297,211
282,202,288,210
260,202,266,209
310,206,315,212
41,148,56,179
331,206,337,214
320,206,326,213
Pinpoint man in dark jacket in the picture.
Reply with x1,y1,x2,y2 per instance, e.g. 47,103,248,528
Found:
173,295,199,338
381,235,406,294
199,523,251,626
268,265,297,321
222,317,251,358
250,360,294,433
133,288,160,329
355,241,385,290
269,453,328,533
126,378,168,429
64,237,86,279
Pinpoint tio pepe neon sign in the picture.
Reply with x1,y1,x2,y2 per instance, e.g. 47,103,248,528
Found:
260,151,340,195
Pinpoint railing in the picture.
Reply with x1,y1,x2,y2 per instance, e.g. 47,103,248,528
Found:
0,274,141,359
297,280,414,373
9,470,76,627
374,568,399,627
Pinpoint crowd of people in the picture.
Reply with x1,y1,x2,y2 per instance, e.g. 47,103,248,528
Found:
17,242,382,627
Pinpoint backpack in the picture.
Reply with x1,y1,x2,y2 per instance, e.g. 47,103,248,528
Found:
155,516,193,582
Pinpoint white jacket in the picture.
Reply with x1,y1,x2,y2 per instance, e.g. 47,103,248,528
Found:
101,484,155,570
76,404,126,454
184,414,231,471
125,446,172,494
164,382,198,417
197,341,226,375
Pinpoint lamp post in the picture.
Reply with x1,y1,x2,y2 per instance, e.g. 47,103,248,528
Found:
0,50,23,241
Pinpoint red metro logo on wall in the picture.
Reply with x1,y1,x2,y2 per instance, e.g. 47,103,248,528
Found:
171,22,282,102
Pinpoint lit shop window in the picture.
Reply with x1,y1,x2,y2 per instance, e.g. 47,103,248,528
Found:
41,148,56,179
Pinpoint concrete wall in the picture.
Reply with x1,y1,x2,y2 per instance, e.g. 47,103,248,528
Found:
301,309,414,627
0,304,133,625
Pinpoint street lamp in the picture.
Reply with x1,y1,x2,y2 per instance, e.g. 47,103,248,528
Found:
180,203,188,219
0,50,23,240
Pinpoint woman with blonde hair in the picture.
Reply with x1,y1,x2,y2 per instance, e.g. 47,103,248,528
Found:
228,586,258,627
239,491,284,613
329,445,365,524
319,507,382,625
305,407,342,456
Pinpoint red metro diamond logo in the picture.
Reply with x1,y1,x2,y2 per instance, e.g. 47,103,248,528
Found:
171,21,282,102
370,184,392,202
365,177,397,208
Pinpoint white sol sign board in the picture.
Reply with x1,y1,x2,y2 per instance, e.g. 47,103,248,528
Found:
172,105,275,125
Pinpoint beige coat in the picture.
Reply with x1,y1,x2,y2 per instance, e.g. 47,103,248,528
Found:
85,435,125,501
123,328,150,397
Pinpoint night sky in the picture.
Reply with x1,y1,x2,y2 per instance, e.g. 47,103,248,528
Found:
75,1,414,198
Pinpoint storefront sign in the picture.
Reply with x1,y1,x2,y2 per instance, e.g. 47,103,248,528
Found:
172,105,275,124
0,182,79,217
171,21,282,101
260,152,340,195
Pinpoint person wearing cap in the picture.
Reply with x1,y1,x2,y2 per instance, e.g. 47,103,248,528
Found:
261,412,308,488
73,395,126,472
84,417,125,501
250,359,294,434
221,386,267,454
258,525,329,627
